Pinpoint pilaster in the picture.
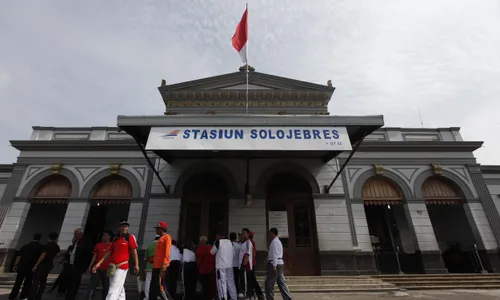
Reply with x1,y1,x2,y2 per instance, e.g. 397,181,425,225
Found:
0,165,27,227
127,201,143,245
0,201,31,249
468,164,500,246
58,202,90,249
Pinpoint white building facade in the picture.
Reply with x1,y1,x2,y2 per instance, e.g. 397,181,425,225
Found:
0,68,499,276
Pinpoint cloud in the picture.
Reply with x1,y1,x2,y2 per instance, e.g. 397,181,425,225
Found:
0,0,500,164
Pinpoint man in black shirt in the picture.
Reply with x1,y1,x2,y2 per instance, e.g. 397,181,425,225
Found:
9,233,44,300
29,232,61,300
64,228,92,300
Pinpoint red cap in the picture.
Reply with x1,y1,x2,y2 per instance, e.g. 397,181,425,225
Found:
249,231,254,237
154,221,168,229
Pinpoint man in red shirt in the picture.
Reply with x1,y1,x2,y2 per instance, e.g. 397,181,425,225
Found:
86,230,113,300
149,222,173,300
196,236,214,300
93,220,139,300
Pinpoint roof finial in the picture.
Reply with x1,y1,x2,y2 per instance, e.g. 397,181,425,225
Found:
239,64,255,72
161,79,167,87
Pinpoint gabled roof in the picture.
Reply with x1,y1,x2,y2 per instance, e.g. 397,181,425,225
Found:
159,70,335,93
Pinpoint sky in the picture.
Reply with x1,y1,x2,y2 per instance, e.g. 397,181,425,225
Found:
1,0,500,164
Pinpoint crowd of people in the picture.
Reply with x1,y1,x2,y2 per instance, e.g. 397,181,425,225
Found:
8,220,292,300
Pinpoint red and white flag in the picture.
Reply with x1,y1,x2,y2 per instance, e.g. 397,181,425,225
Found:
232,7,248,64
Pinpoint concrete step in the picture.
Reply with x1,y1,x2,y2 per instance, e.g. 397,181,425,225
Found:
403,284,500,290
385,280,500,285
371,273,500,279
374,273,500,290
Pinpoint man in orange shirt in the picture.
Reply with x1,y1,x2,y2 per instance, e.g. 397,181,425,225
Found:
149,222,173,300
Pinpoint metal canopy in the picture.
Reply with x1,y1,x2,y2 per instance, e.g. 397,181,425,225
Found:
117,114,384,163
117,114,383,195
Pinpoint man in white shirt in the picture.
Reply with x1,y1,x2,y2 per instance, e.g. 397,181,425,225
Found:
238,228,254,300
265,228,291,300
210,234,237,300
181,242,197,300
166,240,181,297
229,233,241,296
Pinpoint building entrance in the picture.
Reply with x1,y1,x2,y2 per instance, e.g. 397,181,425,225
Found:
84,176,131,244
179,173,229,245
266,172,318,276
423,176,488,273
14,175,70,272
363,178,423,274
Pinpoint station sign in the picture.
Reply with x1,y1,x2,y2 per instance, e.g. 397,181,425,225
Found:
145,126,352,151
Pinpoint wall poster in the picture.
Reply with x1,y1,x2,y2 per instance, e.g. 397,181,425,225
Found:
268,211,289,238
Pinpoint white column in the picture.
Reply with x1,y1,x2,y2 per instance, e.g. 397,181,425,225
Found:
351,203,373,251
144,197,181,248
228,198,266,248
407,203,440,251
127,202,143,241
468,202,499,250
0,202,31,249
314,197,353,251
58,202,90,249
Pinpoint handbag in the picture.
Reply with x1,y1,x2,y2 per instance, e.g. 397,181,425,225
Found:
107,261,128,278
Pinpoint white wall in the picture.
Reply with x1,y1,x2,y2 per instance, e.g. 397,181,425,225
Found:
483,173,500,220
143,197,181,248
228,198,266,249
468,202,498,250
351,204,371,251
149,157,349,252
407,203,440,251
314,198,352,251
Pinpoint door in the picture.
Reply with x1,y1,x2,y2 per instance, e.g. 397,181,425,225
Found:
179,173,229,245
181,200,228,244
268,196,318,276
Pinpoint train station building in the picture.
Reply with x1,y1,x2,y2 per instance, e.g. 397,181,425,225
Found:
0,67,500,276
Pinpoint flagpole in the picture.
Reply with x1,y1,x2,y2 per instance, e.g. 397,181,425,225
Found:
245,2,249,115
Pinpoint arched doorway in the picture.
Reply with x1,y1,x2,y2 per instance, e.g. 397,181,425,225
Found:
363,177,423,274
423,176,486,273
179,173,229,245
84,176,132,244
18,175,70,247
265,171,319,276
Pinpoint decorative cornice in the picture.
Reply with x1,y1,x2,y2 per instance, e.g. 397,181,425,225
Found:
339,158,478,165
358,141,483,152
10,140,140,151
158,71,335,92
166,99,328,108
0,164,14,172
481,165,500,174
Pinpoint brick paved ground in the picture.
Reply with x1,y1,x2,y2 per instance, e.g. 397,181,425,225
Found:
0,288,499,300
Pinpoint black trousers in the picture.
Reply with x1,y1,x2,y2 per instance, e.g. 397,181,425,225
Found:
64,266,83,300
149,268,173,300
9,269,33,300
86,270,109,300
28,268,50,300
250,267,264,298
57,263,71,294
232,267,240,294
239,267,255,298
182,262,197,300
198,273,212,300
167,260,180,296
